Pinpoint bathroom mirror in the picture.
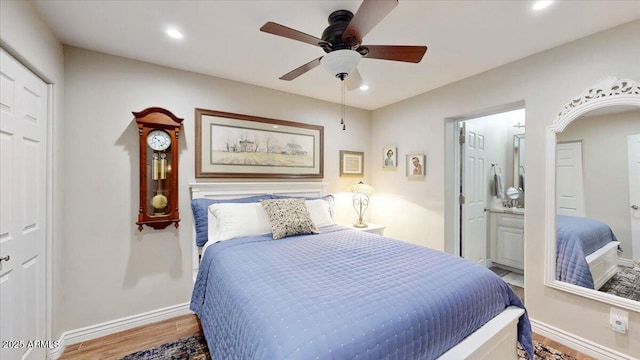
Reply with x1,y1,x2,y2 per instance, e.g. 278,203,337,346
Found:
513,134,525,190
545,77,640,311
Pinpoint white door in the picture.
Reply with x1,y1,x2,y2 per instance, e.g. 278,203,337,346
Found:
461,121,487,265
628,134,640,264
556,141,585,217
0,49,48,360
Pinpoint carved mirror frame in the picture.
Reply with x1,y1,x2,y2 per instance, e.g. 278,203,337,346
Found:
545,77,640,312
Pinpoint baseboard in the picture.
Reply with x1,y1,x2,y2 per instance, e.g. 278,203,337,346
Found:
49,302,192,359
618,257,634,268
530,318,635,360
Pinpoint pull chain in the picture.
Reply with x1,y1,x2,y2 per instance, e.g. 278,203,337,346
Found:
341,78,346,130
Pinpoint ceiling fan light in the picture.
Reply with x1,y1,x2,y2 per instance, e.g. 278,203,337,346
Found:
321,50,361,78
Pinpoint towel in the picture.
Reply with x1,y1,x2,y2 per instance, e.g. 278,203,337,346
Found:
494,173,504,198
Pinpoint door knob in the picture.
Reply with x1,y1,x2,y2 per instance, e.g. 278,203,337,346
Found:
0,255,9,262
632,205,639,210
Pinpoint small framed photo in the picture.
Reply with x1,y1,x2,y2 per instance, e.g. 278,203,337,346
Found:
383,146,397,169
340,150,364,177
406,153,426,178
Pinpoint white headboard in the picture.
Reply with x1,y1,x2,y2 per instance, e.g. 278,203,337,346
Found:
189,181,328,280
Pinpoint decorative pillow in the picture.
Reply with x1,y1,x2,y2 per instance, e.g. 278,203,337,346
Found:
209,202,272,242
305,199,334,227
191,194,273,247
260,199,319,240
272,194,335,219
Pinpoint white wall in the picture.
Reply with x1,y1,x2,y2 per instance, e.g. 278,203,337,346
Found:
0,0,65,340
61,46,372,331
369,20,640,357
558,109,640,263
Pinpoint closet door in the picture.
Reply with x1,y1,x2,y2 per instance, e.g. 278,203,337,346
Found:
0,48,49,360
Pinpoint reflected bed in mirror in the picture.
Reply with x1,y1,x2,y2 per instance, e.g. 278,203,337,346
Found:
546,77,640,311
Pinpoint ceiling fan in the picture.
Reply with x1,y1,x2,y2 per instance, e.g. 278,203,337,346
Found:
260,0,428,91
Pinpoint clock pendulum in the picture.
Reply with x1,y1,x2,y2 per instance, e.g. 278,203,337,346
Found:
151,151,168,212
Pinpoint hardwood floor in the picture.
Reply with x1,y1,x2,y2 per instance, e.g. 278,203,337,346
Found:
531,333,597,360
58,314,202,360
59,314,596,360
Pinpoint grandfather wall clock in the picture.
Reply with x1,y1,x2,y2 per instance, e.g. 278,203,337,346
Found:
134,107,183,231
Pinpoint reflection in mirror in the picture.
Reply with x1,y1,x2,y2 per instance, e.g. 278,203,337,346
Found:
505,186,523,208
556,107,640,299
547,77,640,311
513,134,525,191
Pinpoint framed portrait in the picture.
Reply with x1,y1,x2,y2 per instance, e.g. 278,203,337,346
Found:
406,153,426,178
195,108,323,178
382,146,397,169
339,150,364,177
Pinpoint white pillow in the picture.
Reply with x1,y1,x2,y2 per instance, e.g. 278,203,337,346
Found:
208,202,272,242
305,199,334,227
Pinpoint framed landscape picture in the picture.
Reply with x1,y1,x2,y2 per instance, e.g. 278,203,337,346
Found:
195,109,323,178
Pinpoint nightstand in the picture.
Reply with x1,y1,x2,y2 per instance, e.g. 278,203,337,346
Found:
344,223,386,236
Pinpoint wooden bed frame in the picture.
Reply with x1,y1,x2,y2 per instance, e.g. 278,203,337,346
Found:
189,182,526,359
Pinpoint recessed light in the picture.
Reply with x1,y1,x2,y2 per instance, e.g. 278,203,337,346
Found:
359,84,369,91
532,0,553,11
165,28,184,39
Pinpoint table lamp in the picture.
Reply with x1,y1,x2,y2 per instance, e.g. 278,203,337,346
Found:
347,181,374,228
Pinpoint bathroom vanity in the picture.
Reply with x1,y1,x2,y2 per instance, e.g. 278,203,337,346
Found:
488,208,524,272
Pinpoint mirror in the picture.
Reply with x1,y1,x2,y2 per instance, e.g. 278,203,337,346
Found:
513,134,525,191
546,77,640,311
506,187,521,200
505,186,524,208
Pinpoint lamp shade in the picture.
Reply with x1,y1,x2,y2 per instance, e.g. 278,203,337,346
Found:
347,181,374,195
321,50,361,77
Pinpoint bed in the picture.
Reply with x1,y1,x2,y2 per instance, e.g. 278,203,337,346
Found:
556,215,621,290
189,182,533,360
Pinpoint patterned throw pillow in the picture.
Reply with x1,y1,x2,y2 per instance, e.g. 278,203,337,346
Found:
261,199,319,240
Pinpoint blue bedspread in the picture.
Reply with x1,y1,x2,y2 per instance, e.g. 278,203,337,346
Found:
191,225,533,359
556,215,619,288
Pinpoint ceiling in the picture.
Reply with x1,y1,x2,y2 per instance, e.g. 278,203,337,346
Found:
32,0,640,110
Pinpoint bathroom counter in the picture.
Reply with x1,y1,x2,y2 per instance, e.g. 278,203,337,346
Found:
486,207,524,215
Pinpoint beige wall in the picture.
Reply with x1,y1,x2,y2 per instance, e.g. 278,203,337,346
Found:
61,46,372,331
4,1,640,356
558,110,640,263
0,0,66,339
369,20,640,357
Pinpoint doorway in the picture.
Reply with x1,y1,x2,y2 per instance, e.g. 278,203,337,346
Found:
445,106,526,283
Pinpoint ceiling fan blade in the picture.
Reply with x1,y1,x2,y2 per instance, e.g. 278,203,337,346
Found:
260,22,324,47
361,45,428,63
343,0,398,43
345,69,364,91
279,57,323,81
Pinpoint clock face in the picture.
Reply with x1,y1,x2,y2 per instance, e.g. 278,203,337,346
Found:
147,130,171,151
